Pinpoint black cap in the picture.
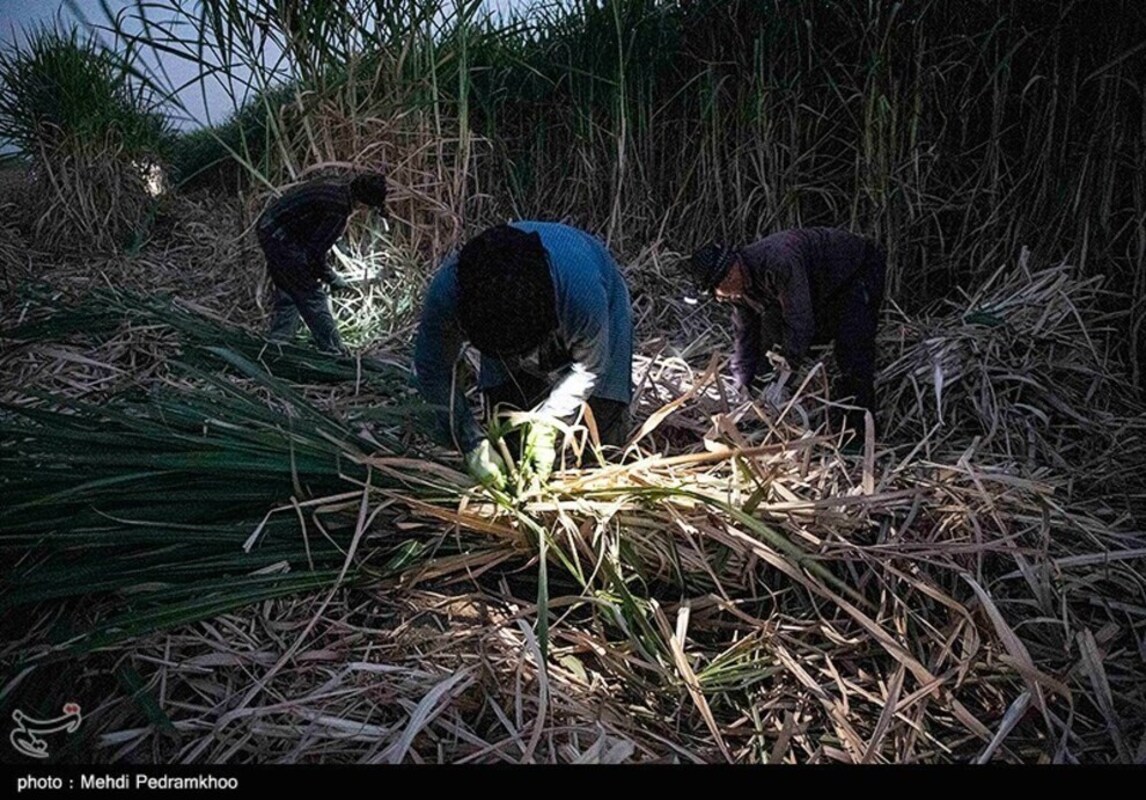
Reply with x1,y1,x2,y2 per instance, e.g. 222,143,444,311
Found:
687,244,736,293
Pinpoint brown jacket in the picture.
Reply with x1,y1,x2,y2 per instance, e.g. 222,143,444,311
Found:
731,227,872,387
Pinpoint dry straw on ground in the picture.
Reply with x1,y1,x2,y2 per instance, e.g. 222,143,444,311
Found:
1,197,1144,764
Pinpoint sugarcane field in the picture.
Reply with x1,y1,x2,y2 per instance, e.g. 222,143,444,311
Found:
1,0,1145,768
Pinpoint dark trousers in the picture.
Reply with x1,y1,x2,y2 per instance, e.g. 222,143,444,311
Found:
259,228,345,355
482,372,630,460
824,242,886,434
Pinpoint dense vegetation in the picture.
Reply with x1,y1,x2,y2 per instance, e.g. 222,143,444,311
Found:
2,1,1143,764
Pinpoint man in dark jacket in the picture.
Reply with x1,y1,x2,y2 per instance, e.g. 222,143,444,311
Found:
687,228,886,437
414,222,633,491
256,171,388,354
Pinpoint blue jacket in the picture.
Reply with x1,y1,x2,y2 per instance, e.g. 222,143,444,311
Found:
414,221,633,452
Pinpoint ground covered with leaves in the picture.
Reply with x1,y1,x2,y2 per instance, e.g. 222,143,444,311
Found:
2,193,1145,764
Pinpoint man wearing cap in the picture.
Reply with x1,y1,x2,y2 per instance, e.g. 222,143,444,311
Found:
414,222,634,490
686,228,886,437
256,171,388,355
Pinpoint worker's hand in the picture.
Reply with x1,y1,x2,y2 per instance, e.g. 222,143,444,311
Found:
765,348,791,374
763,378,791,409
521,422,559,484
733,372,770,404
464,439,508,491
729,382,751,406
327,274,352,292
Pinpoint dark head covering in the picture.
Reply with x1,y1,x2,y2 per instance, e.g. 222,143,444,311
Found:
349,171,388,212
457,224,557,357
687,244,737,293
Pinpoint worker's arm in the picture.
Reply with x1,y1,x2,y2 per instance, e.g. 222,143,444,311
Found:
535,274,610,425
412,261,484,453
774,254,815,367
730,302,763,390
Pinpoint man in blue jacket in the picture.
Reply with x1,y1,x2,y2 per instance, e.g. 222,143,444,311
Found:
687,228,886,438
414,222,633,490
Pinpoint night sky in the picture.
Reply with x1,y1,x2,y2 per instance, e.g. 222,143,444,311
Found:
1,0,241,131
0,0,536,135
